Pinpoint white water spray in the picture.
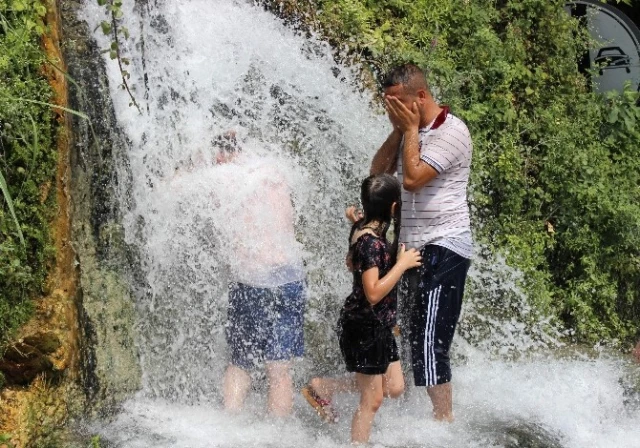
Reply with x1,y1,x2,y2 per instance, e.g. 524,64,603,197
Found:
79,0,640,446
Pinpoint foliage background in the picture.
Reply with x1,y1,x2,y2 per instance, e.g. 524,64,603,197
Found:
268,0,640,344
0,0,57,348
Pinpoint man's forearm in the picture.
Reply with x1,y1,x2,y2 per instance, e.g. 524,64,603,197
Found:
402,128,421,180
402,128,438,192
370,129,402,175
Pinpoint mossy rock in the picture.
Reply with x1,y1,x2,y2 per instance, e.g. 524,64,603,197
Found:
22,332,61,355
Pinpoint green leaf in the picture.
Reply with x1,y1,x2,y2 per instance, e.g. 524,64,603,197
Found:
12,0,25,12
100,21,112,35
8,98,90,120
607,107,619,124
624,116,635,133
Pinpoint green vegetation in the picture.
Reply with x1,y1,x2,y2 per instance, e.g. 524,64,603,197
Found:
0,0,58,348
0,433,15,448
273,0,640,344
95,0,141,113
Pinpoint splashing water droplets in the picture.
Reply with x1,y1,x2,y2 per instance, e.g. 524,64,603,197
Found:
80,1,640,446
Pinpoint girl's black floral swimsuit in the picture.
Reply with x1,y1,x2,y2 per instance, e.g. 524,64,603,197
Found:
339,233,399,375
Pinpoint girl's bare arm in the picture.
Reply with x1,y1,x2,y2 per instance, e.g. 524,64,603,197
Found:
361,246,421,305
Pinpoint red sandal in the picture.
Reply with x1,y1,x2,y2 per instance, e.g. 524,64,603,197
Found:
301,385,339,423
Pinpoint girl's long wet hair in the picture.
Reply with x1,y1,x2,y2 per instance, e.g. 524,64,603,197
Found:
349,174,402,264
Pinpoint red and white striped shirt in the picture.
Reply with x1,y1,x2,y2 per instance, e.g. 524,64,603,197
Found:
397,107,473,259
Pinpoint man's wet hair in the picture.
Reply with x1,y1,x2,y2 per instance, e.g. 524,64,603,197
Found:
382,63,429,94
213,132,240,154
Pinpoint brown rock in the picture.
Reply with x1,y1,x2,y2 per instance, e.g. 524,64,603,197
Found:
0,356,54,385
0,337,61,385
22,332,61,354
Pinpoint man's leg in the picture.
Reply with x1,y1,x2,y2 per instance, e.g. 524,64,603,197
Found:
265,361,293,417
223,364,251,411
427,382,453,422
410,246,470,422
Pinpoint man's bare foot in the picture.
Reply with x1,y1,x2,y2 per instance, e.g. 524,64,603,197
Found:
433,412,454,423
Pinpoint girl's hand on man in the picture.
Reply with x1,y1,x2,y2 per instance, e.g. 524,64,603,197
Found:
397,243,422,270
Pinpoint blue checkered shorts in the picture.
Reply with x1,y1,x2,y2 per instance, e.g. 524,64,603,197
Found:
225,280,306,370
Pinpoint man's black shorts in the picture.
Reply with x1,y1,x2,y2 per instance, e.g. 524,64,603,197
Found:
402,245,471,386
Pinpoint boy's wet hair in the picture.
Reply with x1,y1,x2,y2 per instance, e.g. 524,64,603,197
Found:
213,132,240,154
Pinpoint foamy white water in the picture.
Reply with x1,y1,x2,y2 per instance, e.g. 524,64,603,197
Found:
92,355,640,447
78,0,640,446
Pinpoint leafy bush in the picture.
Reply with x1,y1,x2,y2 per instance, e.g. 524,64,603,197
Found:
269,0,640,344
0,0,57,348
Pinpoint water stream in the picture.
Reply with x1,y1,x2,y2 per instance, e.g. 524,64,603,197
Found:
78,0,640,446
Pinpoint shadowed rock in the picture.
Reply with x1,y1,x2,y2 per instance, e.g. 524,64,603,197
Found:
0,344,55,386
0,332,62,385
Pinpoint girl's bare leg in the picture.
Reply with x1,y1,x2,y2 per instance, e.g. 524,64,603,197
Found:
382,361,405,398
351,373,383,444
310,374,357,401
223,364,251,412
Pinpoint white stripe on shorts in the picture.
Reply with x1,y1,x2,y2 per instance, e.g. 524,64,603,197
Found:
424,285,442,386
424,288,433,385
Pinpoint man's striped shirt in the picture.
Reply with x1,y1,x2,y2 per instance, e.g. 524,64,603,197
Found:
397,107,473,259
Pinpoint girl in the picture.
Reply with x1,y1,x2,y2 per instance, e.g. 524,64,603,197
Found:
302,173,422,444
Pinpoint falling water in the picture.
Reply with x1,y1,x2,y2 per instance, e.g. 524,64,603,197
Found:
78,0,640,446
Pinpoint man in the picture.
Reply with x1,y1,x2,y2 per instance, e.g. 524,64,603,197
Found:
370,63,473,422
634,340,640,363
210,135,307,417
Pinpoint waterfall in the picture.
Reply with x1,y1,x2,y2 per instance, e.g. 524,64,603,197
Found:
76,0,640,446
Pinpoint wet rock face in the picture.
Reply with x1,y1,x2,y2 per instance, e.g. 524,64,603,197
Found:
490,421,565,448
58,0,143,413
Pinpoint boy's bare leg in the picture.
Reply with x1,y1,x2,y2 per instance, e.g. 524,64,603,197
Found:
382,361,405,399
352,373,384,444
427,382,454,422
224,364,251,412
266,361,293,417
